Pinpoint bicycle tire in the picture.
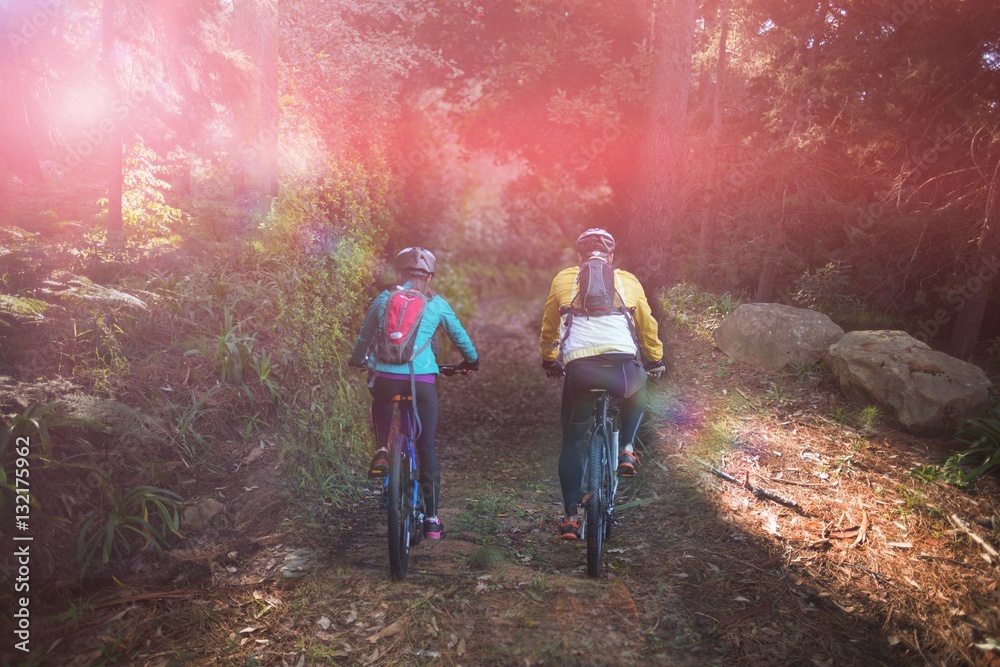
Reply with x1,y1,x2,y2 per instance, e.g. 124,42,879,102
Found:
387,434,411,580
411,475,425,547
586,429,607,577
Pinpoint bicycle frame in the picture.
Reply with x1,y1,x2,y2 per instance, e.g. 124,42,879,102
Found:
380,364,463,580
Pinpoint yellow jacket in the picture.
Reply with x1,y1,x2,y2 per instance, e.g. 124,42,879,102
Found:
540,265,663,364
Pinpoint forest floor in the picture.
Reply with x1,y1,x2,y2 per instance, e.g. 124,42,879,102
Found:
20,295,1000,666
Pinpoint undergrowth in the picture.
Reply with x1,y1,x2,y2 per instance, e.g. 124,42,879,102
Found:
0,160,564,581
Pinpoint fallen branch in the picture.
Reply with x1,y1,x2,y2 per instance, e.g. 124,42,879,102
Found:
950,514,999,559
92,590,196,610
693,457,806,515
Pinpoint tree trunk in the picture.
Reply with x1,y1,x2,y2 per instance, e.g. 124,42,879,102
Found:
233,0,279,204
260,0,278,199
625,0,696,289
947,268,994,360
697,0,729,286
947,159,1000,359
103,0,123,239
0,10,43,182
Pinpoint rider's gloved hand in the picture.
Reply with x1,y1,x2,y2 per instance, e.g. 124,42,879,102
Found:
458,358,480,372
644,358,666,379
542,359,565,378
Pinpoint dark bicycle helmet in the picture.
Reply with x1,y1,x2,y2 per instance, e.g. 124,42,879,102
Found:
394,247,437,276
576,228,616,256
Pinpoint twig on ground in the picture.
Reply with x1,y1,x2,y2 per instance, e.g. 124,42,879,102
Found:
949,514,999,559
693,457,807,515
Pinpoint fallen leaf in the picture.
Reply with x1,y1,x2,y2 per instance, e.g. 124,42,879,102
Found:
318,616,332,630
457,638,466,656
823,526,859,539
887,636,900,646
239,627,259,634
887,542,913,549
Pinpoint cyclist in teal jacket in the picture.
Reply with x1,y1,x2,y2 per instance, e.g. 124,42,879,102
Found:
349,247,479,539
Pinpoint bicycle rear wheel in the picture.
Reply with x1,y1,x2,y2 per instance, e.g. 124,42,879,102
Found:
387,434,412,580
586,430,609,577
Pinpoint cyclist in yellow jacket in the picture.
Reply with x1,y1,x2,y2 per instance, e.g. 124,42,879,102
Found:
539,228,665,540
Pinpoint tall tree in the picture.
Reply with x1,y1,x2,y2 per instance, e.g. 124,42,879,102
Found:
0,5,47,182
102,0,124,238
625,0,697,286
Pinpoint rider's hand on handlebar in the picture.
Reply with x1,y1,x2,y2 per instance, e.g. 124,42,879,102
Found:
458,358,480,373
644,358,666,379
542,359,565,378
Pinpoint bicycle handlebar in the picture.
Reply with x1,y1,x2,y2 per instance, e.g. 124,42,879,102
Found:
439,364,472,377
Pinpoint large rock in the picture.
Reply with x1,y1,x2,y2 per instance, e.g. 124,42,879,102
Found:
182,498,225,534
826,330,991,435
713,303,846,371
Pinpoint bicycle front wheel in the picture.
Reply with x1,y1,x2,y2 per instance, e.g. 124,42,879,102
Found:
387,434,412,580
586,430,609,578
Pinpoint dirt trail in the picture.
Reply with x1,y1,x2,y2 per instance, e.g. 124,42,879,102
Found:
28,295,952,666
271,296,900,666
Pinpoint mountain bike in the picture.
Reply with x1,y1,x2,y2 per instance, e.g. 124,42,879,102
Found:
581,389,620,577
382,364,464,580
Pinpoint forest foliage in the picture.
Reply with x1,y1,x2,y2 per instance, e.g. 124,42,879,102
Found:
1,0,1000,577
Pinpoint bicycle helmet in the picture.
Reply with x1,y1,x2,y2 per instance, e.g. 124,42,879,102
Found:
576,228,616,256
393,247,437,276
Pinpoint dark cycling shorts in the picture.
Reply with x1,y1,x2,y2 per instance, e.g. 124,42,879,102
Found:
565,352,646,399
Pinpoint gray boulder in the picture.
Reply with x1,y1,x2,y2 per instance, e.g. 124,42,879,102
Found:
826,330,991,435
713,303,846,371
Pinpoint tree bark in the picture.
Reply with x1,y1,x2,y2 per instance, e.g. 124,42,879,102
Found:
0,10,43,182
260,0,278,199
103,0,123,239
233,0,279,204
947,159,1000,360
947,268,994,360
697,0,730,286
624,0,696,289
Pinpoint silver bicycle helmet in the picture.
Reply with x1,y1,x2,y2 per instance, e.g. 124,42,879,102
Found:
394,247,437,276
576,228,616,256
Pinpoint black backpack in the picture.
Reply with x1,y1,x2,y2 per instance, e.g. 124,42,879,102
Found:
558,257,640,354
571,257,623,314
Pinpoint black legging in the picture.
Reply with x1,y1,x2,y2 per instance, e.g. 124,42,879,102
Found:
371,378,441,514
559,353,647,516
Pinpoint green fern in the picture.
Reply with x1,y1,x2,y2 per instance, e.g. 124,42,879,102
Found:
949,402,1000,487
0,294,48,326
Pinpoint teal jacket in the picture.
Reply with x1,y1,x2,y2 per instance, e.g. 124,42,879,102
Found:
349,287,478,374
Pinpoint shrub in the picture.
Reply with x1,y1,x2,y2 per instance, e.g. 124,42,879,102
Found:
947,401,1000,487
